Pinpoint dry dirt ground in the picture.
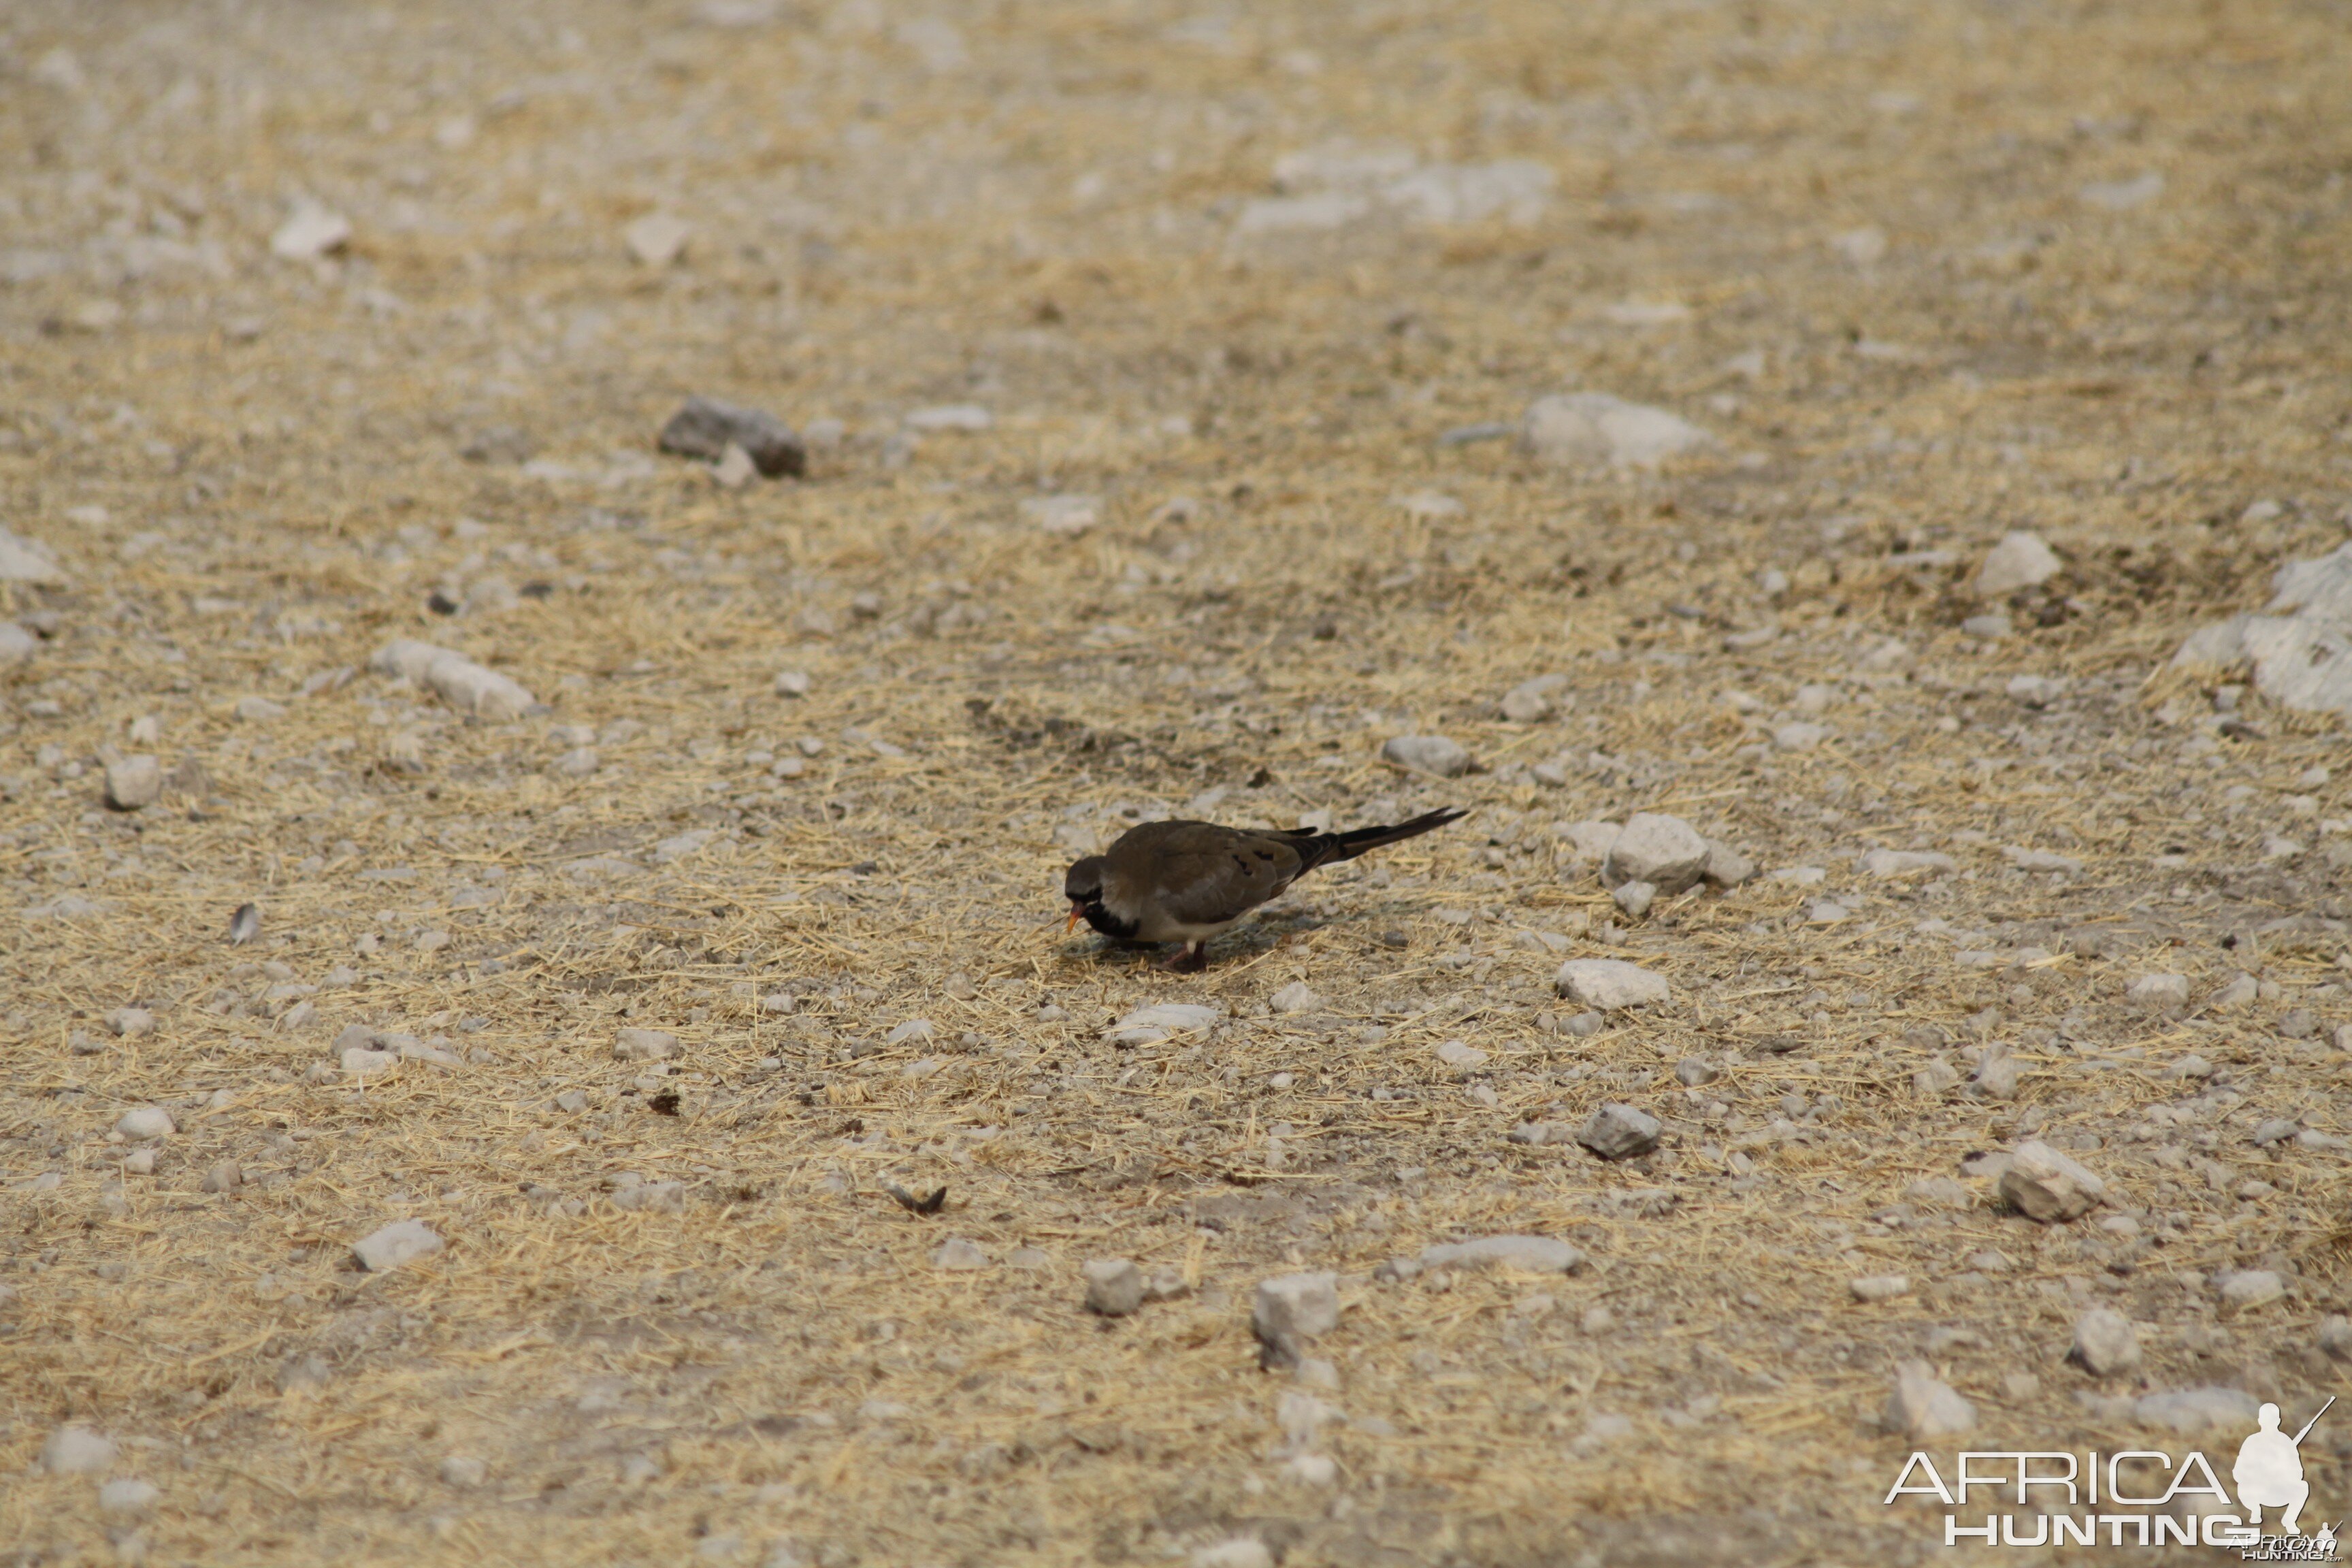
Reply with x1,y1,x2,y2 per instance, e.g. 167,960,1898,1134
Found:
5,1,2352,1564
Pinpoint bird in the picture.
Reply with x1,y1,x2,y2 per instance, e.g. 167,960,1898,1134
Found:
1062,806,1467,971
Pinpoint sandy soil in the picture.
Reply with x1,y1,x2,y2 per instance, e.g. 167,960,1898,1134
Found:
4,1,2352,1563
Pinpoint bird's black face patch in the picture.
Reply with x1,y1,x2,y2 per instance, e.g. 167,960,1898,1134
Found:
1063,855,1107,900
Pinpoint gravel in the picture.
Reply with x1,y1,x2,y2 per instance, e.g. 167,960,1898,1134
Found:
1577,1103,1662,1161
103,755,162,811
657,395,808,478
1083,1258,1145,1316
40,1424,117,1475
614,1028,681,1062
114,1107,174,1140
1554,959,1671,1011
352,1219,445,1272
1601,812,1710,894
1882,1360,1975,1439
1252,1272,1340,1369
1997,1141,2106,1222
1973,531,2062,597
1380,734,1471,778
1416,1235,1583,1273
2070,1308,2142,1375
1520,392,1710,470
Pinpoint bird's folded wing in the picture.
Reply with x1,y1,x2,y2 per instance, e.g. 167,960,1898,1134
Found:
1145,828,1307,927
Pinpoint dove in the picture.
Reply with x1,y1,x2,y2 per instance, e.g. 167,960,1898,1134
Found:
1062,807,1465,970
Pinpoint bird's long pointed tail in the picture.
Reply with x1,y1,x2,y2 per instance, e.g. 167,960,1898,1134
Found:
1298,807,1467,872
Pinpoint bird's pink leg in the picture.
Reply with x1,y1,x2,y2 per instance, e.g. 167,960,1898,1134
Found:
1158,943,1207,973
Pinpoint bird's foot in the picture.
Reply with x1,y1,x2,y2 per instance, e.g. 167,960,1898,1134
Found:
1157,944,1207,973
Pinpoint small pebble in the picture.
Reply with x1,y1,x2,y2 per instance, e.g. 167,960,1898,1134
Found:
1083,1258,1144,1316
1578,1103,1661,1161
931,1238,990,1271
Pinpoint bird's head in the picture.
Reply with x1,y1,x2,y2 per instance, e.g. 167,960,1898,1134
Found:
1063,855,1107,931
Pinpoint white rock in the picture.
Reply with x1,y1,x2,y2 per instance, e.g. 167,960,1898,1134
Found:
1557,819,1621,864
885,1019,935,1047
340,1047,400,1077
1578,1103,1661,1160
1884,1361,1976,1439
1602,813,1709,894
0,621,36,663
1381,734,1470,778
1083,1258,1144,1316
105,1007,156,1037
97,1477,159,1518
1521,393,1711,470
1554,959,1671,1011
40,1424,116,1475
2209,973,2261,1011
103,755,163,811
235,696,287,722
624,212,692,267
2217,1269,2285,1308
614,1028,681,1062
114,1107,174,1141
1191,1541,1275,1568
1701,842,1757,887
2070,1309,2142,1375
1611,880,1654,918
440,1455,487,1488
0,527,67,583
903,404,992,433
1433,1039,1488,1068
2126,973,2189,1007
2004,845,2080,874
1849,1275,1912,1302
1020,495,1099,536
1974,531,2062,597
1772,721,1829,752
609,1179,686,1213
773,669,811,698
1252,1273,1339,1365
352,1219,444,1272
1997,1141,2105,1222
1235,191,1369,233
1861,849,1955,879
1269,982,1322,1015
2135,1386,2257,1434
368,640,535,721
931,1238,990,1271
270,205,350,261
551,746,600,779
1500,674,1567,723
1107,1003,1223,1047
1419,1235,1582,1273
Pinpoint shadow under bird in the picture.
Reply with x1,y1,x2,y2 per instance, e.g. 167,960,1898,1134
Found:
1062,807,1467,971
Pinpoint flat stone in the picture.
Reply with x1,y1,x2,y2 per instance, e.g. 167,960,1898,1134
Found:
657,396,806,478
1602,812,1710,894
1861,849,1955,879
1269,982,1322,1015
1975,531,2062,598
1521,392,1711,470
97,1477,159,1518
368,640,535,721
608,1179,685,1213
106,1007,156,1037
0,527,67,583
1577,1103,1662,1161
2127,973,2189,1007
1107,1002,1223,1047
1884,1360,1976,1439
1500,674,1567,722
1674,1057,1719,1087
114,1107,173,1140
613,1028,680,1062
903,404,993,432
103,754,162,811
2070,1308,2142,1376
1997,1140,2105,1223
1610,879,1654,918
440,1456,487,1488
930,1238,990,1271
2217,1269,2285,1308
1433,1039,1488,1068
1380,734,1471,777
1083,1258,1144,1316
40,1424,116,1475
1419,1235,1583,1273
201,1161,243,1194
1191,1541,1275,1568
1252,1272,1339,1369
2135,1386,2258,1435
1772,721,1829,752
1701,843,1757,887
1558,819,1620,864
0,621,37,663
623,212,691,267
1554,959,1671,1011
1849,1275,1912,1302
352,1218,444,1273
2208,973,2260,1011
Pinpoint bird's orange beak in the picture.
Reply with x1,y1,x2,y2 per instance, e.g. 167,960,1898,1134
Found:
1066,904,1083,933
